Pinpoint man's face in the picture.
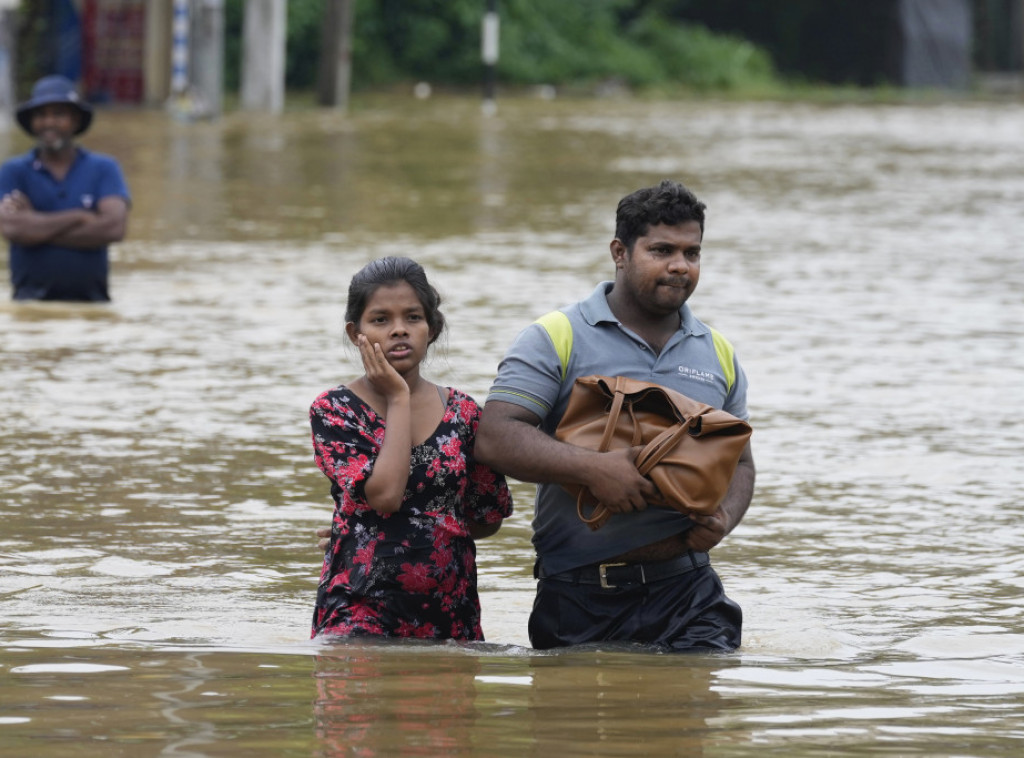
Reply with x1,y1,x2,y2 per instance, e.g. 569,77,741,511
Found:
612,221,702,317
30,104,81,152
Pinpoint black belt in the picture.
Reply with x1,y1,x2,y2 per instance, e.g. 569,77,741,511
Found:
538,551,710,589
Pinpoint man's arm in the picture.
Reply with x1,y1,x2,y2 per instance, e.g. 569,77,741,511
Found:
0,190,86,246
475,399,658,516
684,441,755,552
0,192,128,248
47,196,129,248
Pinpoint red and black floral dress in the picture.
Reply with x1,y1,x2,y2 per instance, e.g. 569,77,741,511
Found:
310,385,513,640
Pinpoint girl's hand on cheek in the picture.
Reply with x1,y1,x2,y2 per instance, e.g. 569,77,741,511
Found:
357,335,409,401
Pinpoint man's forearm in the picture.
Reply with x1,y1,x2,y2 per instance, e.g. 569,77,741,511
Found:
476,416,591,485
1,209,87,246
49,208,127,248
719,457,756,535
476,405,659,515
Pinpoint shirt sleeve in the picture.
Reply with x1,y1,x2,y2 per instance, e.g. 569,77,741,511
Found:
95,155,131,206
485,322,566,421
309,390,380,506
0,161,23,196
723,355,750,422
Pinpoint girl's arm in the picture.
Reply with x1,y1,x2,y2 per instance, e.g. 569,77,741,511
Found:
357,335,412,513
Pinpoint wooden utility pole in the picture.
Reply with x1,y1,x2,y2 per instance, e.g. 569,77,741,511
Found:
318,0,355,108
241,0,286,112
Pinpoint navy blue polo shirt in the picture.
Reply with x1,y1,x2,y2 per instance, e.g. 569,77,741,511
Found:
0,148,131,301
487,282,751,574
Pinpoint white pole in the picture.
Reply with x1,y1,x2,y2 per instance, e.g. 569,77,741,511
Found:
241,0,287,112
481,0,499,115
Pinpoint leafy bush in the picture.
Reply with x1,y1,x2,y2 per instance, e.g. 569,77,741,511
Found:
221,0,780,94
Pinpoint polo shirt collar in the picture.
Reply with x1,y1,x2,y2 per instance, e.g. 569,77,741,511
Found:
31,146,86,173
579,281,709,337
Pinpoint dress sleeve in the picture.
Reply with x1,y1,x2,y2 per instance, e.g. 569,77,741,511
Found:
309,389,380,506
465,458,514,525
457,395,513,525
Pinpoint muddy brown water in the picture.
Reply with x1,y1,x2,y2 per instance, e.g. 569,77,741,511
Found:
2,93,1023,756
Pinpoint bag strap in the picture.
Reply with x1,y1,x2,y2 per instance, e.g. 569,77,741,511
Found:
596,382,626,452
634,419,694,476
577,382,626,527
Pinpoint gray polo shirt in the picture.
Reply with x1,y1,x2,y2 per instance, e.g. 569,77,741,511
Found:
486,282,750,574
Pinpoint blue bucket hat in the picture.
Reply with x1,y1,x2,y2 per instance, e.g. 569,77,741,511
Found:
16,75,93,136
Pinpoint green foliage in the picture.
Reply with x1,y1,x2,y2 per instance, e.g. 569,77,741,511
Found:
349,0,487,86
224,0,242,91
498,0,643,84
285,0,325,88
12,0,54,97
625,12,776,90
220,0,780,94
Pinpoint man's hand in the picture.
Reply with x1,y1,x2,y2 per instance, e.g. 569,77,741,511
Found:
316,526,331,551
685,442,755,552
581,446,659,515
1,190,32,213
0,191,33,240
684,509,730,552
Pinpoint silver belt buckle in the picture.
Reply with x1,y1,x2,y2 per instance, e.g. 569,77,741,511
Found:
599,562,628,589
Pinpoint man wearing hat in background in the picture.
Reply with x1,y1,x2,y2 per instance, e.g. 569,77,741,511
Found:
0,74,130,301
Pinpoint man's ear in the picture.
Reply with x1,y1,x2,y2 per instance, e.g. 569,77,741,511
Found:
344,321,361,345
610,238,628,269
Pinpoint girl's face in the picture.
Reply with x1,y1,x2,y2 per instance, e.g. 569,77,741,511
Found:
347,281,434,376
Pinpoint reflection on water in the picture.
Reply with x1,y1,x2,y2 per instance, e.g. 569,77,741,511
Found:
2,93,1024,755
315,642,731,757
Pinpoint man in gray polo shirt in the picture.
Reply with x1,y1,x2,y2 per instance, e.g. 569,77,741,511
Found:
476,180,755,651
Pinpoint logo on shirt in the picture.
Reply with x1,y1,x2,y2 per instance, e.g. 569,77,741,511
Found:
81,194,94,209
678,365,716,384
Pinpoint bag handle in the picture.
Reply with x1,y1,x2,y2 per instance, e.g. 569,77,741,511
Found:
634,417,695,476
596,381,626,452
576,382,625,527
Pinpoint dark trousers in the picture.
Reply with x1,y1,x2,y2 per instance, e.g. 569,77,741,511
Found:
528,557,742,652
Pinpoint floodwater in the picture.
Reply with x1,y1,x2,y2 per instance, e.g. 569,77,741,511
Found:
1,91,1023,756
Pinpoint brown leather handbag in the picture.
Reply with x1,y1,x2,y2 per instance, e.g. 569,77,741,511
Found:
554,375,752,530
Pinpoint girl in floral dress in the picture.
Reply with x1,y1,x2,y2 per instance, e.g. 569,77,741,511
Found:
310,257,513,640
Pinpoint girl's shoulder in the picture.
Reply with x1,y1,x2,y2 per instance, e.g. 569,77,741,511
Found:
313,383,350,403
442,386,484,421
310,384,371,417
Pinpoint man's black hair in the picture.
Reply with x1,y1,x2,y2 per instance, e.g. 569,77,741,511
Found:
614,180,706,251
